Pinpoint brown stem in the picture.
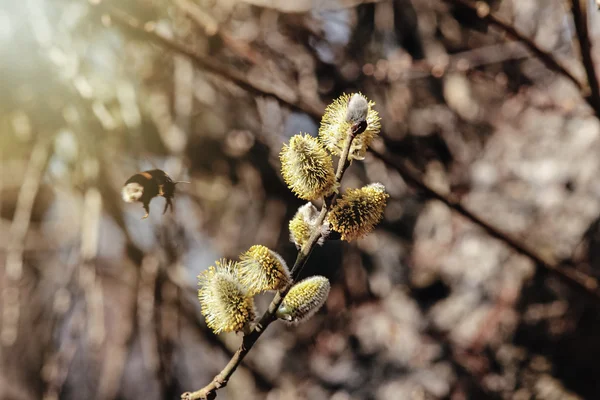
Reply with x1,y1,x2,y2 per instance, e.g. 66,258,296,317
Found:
570,0,600,118
440,0,584,91
89,2,322,118
369,149,600,302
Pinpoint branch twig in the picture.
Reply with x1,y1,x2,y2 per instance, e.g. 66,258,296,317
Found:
570,0,600,116
440,0,600,120
369,149,600,301
440,0,584,91
89,2,323,118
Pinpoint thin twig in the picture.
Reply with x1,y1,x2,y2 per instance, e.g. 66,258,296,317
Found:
89,2,323,118
368,149,600,301
441,0,600,119
440,0,584,90
401,42,531,80
570,0,600,116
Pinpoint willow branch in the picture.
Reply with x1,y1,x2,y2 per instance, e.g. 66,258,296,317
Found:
181,125,362,400
99,0,600,303
570,0,600,117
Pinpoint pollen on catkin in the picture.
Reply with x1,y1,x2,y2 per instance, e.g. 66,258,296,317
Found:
198,259,255,334
238,245,291,295
289,202,328,249
280,133,336,201
318,93,381,161
276,276,330,324
328,183,389,241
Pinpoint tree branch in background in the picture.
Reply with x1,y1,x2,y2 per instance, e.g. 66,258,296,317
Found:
570,0,600,116
440,0,584,90
441,0,600,120
2,139,50,347
369,149,600,301
89,1,324,118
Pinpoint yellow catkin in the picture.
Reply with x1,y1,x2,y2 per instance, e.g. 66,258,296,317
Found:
318,93,381,160
328,183,389,241
289,202,319,249
280,133,336,200
198,259,255,334
289,215,311,249
276,276,330,324
238,245,290,295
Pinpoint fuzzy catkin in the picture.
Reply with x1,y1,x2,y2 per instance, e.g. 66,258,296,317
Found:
198,260,255,334
280,133,336,200
289,202,325,249
328,183,389,241
346,94,369,124
319,93,381,161
276,276,330,324
238,245,290,295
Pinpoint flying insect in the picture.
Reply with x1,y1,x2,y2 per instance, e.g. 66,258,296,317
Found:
122,169,188,219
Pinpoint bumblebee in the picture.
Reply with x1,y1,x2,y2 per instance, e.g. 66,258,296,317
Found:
122,169,187,219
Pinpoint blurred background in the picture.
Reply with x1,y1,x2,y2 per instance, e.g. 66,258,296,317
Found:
2,0,600,399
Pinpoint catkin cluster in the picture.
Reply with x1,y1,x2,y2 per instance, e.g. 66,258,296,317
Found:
198,93,389,334
198,244,331,331
198,246,291,333
284,93,389,245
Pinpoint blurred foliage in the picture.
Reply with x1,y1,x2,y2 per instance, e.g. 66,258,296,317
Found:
1,0,600,399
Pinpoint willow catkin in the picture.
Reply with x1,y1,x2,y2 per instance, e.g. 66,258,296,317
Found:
276,276,331,324
318,93,381,161
198,259,255,334
328,183,389,241
280,133,336,200
238,245,290,295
